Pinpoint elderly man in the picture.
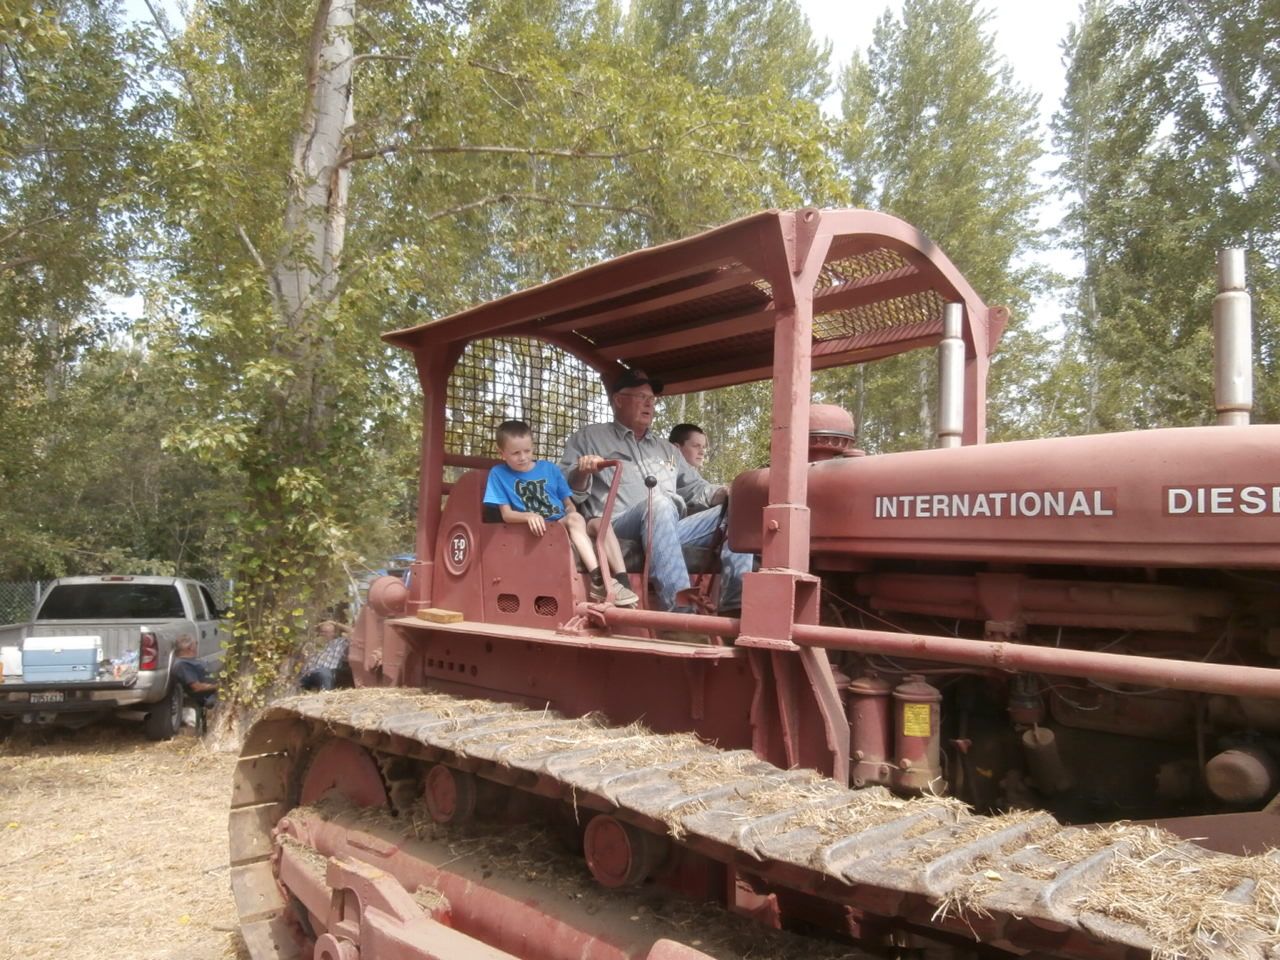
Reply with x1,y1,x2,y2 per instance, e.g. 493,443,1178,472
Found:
561,370,752,614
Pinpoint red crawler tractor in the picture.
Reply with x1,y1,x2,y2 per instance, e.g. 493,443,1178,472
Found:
230,209,1280,960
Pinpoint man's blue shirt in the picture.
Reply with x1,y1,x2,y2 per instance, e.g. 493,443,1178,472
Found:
484,460,572,520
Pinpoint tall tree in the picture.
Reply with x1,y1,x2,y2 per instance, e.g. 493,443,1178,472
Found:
626,0,832,103
1053,0,1279,430
0,0,167,576
831,0,1047,451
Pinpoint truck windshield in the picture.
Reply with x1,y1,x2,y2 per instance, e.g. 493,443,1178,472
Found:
38,584,186,620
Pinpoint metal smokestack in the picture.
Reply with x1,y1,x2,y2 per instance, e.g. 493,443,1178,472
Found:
1214,248,1252,426
937,303,964,448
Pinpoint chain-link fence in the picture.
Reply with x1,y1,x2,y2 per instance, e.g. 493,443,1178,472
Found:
0,581,45,625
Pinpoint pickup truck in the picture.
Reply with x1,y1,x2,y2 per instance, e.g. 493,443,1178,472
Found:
0,575,226,739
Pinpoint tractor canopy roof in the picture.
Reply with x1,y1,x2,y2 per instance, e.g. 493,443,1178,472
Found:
384,208,1005,396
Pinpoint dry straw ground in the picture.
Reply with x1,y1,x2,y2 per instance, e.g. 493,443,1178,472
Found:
0,718,247,960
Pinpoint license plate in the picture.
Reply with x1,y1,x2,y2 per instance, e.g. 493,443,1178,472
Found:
30,691,64,704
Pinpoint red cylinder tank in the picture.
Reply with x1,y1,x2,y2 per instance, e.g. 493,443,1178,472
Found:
892,675,943,794
846,674,892,788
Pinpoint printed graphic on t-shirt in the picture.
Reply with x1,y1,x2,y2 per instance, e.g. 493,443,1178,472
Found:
516,478,558,518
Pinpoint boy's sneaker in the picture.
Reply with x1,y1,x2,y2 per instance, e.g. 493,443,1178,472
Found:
587,577,609,602
611,581,640,607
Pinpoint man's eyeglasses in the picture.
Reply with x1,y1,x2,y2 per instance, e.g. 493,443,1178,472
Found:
614,392,656,403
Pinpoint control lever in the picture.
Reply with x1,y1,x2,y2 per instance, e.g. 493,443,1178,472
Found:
590,459,624,603
642,475,657,611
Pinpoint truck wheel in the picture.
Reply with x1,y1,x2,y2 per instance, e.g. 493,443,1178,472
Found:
144,683,182,741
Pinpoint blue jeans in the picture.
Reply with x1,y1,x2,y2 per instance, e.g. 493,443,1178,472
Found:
301,667,337,691
610,497,752,611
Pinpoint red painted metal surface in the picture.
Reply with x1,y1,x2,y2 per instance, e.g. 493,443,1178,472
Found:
1140,810,1280,856
852,571,1229,630
280,807,722,960
730,425,1280,569
587,605,1280,700
388,616,758,753
790,620,1280,699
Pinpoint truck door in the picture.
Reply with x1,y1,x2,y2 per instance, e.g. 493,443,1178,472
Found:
197,583,228,662
183,582,215,659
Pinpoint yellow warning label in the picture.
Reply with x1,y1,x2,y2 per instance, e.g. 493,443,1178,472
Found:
902,703,931,738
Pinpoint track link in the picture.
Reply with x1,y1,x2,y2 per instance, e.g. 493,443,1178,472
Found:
230,688,1280,960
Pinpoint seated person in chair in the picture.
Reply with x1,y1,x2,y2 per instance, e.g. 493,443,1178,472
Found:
486,419,638,607
561,370,752,614
173,634,218,712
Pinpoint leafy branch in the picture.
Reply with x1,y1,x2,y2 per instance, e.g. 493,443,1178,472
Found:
342,140,661,165
421,192,654,223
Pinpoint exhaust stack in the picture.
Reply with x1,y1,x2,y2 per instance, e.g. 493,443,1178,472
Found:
1214,248,1252,426
937,303,964,448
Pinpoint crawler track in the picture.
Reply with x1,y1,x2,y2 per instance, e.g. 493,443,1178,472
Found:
230,688,1280,960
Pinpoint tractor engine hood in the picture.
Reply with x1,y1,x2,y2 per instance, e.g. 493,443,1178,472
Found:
728,425,1280,570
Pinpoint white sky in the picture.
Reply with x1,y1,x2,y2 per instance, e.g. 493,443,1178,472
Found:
798,0,1083,332
800,0,1079,122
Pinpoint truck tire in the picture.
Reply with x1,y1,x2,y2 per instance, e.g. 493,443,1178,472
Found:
144,682,182,741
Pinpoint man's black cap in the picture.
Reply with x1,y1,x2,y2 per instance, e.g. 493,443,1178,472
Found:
609,368,664,395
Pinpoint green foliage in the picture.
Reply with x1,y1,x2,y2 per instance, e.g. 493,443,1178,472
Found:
0,327,240,579
1053,0,1280,429
0,0,183,578
829,0,1047,451
626,0,832,103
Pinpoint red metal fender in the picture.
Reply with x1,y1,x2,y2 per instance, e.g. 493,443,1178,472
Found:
278,806,723,960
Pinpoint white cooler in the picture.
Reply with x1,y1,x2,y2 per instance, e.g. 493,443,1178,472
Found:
22,635,103,683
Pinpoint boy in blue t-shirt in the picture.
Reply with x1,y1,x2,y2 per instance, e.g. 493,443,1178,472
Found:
485,420,639,606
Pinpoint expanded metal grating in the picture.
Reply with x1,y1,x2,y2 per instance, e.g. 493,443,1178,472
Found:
534,596,559,617
818,246,911,289
814,290,945,343
446,338,610,461
496,594,520,613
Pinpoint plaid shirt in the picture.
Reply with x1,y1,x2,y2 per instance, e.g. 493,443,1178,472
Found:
307,635,349,672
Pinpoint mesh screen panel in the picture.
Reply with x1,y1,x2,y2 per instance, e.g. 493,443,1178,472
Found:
534,596,559,617
497,594,520,613
818,247,911,289
447,338,610,461
814,290,945,342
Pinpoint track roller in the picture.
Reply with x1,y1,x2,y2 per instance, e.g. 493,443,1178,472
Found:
583,814,669,888
301,739,389,808
423,764,478,823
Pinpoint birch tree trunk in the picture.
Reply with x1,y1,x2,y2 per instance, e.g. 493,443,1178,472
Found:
271,0,354,447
